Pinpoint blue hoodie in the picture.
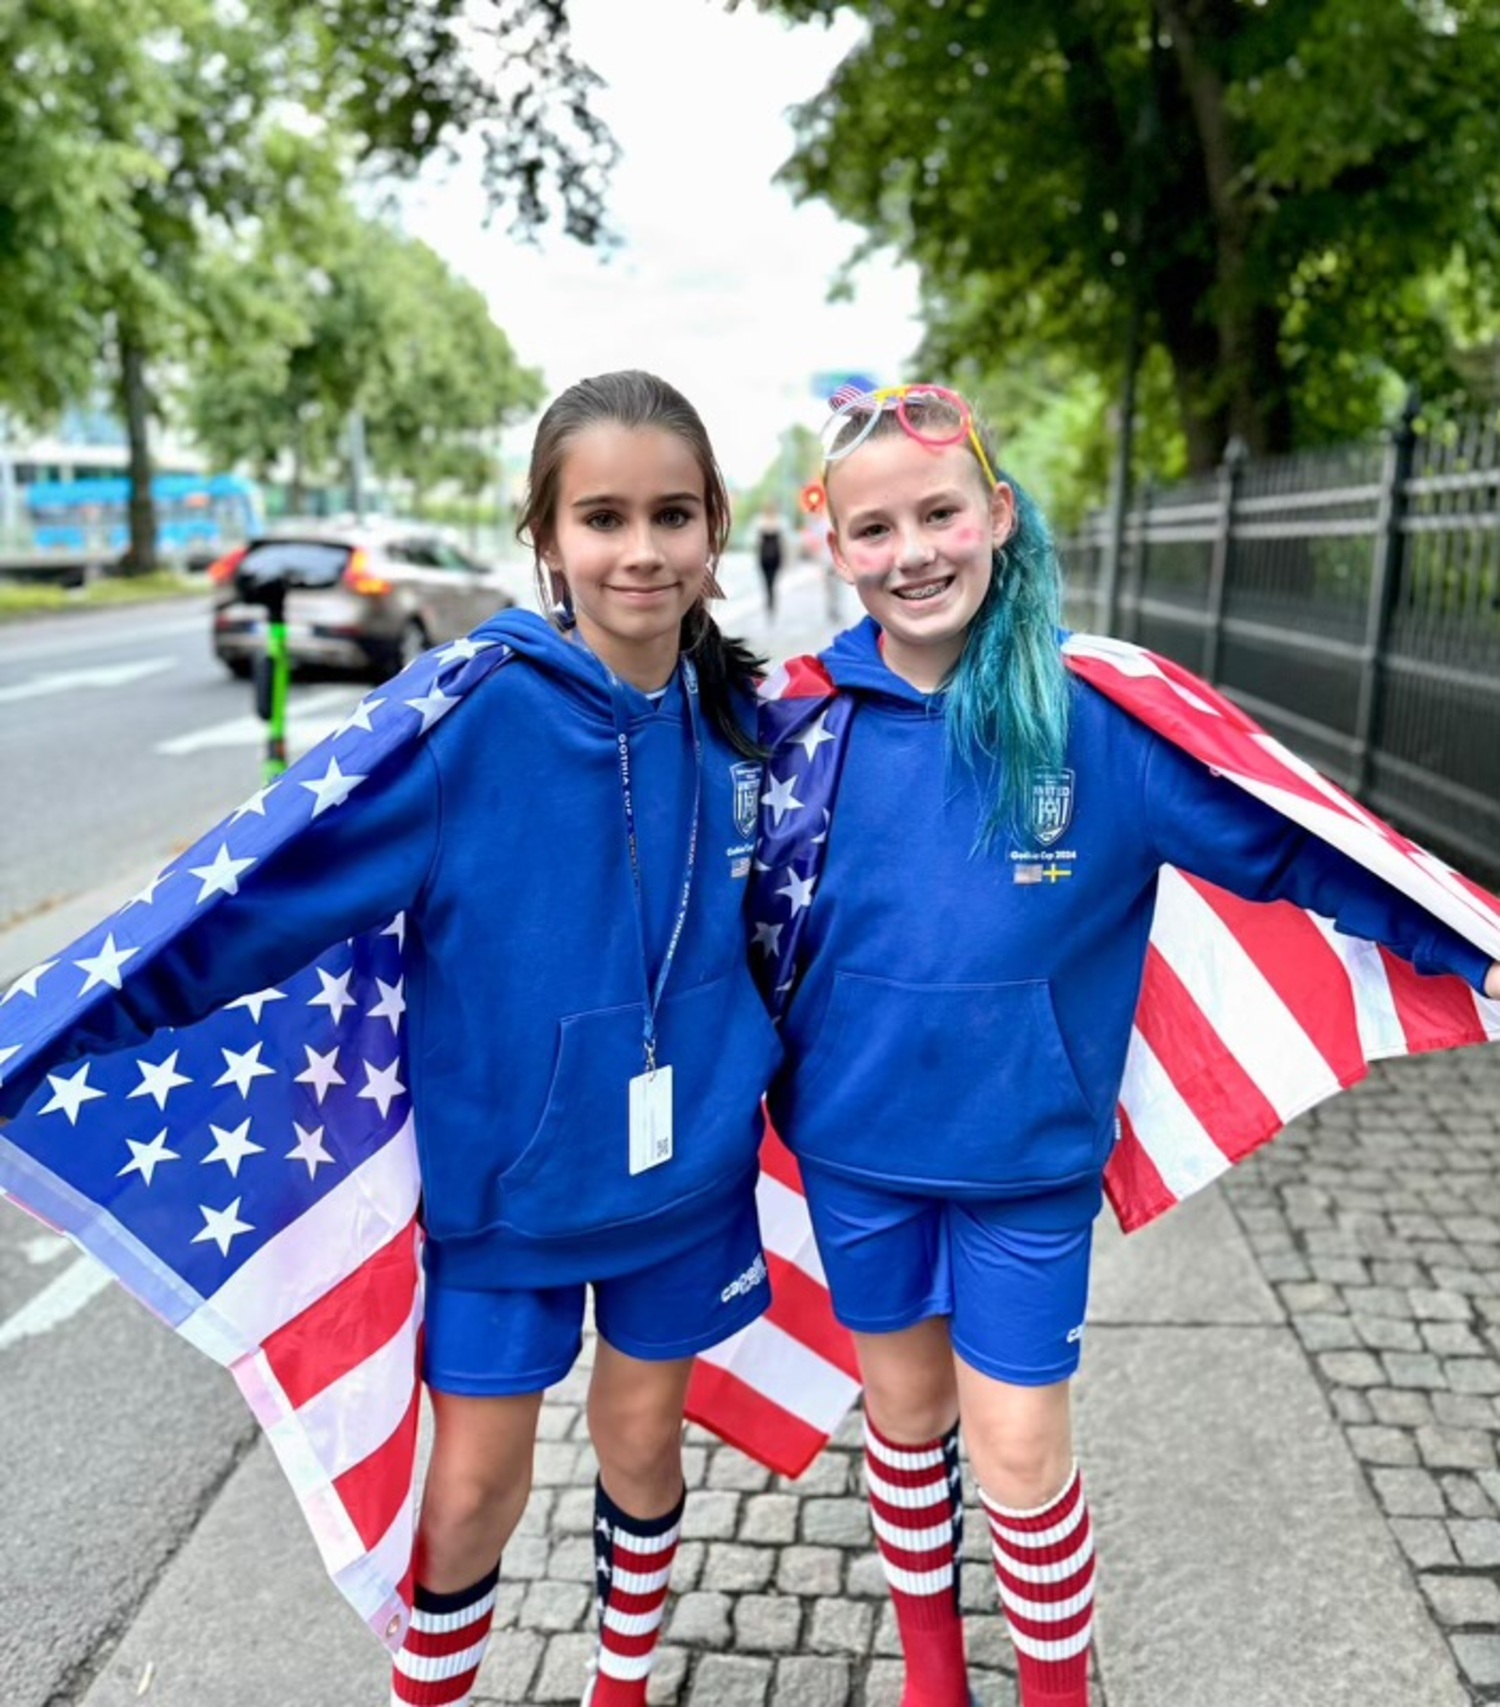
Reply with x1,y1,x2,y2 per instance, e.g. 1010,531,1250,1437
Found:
766,619,1491,1227
1,611,781,1286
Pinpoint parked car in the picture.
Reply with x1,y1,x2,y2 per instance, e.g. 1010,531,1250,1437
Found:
209,520,517,681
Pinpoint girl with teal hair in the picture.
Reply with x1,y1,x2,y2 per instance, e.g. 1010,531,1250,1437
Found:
753,383,1500,1707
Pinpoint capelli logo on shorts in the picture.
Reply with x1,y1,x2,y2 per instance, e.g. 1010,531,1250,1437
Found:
1066,1323,1085,1344
720,1252,768,1304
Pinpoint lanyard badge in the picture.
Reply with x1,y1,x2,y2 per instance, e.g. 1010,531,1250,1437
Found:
607,657,702,1175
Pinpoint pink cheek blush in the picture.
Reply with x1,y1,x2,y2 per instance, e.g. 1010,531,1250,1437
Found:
950,526,982,551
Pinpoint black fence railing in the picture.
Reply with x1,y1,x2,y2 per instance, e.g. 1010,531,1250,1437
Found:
1059,399,1500,890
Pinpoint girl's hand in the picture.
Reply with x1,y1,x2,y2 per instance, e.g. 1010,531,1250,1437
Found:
1487,962,1500,1002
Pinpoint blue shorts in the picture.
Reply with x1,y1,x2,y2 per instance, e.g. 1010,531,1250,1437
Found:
801,1167,1094,1387
423,1194,770,1397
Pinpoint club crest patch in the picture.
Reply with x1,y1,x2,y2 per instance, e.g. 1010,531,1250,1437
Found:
731,762,761,840
1028,768,1076,847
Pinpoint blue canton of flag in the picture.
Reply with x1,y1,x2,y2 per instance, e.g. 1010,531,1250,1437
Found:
0,633,514,1653
747,662,855,1019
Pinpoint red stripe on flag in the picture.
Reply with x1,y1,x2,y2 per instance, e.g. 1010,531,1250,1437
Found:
779,657,836,698
334,1381,421,1549
1066,655,1401,847
764,1253,860,1380
684,1363,830,1479
759,1119,804,1191
262,1219,420,1410
1378,951,1489,1054
1182,878,1371,1088
1132,943,1283,1165
1448,866,1500,927
1102,1106,1175,1235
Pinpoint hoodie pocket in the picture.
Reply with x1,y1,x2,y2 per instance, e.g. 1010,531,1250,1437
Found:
788,971,1102,1191
493,971,777,1242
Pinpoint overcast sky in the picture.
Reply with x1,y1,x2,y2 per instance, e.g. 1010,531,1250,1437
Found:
396,0,923,489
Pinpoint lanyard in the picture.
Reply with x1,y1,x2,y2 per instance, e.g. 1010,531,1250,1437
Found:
607,656,703,1074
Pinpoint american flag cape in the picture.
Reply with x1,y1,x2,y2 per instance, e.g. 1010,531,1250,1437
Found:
0,635,520,1653
682,630,1500,1476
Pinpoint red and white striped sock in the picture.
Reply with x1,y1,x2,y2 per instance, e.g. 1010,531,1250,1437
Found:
588,1477,683,1707
864,1412,970,1707
981,1466,1095,1707
390,1566,499,1707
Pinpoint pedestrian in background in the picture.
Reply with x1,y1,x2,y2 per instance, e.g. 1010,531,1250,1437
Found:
750,381,1500,1707
0,370,782,1707
754,497,785,618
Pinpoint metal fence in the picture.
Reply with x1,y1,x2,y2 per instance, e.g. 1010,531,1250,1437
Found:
1060,399,1500,889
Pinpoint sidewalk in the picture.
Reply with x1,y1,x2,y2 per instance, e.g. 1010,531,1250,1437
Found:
11,560,1500,1705
66,1045,1497,1707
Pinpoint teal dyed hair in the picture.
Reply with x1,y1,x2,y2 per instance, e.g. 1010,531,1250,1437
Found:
945,474,1073,847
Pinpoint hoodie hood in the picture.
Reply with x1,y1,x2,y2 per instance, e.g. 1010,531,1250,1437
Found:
472,606,676,728
821,615,943,711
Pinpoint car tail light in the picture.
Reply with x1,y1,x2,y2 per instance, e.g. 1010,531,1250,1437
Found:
207,545,248,584
341,548,392,596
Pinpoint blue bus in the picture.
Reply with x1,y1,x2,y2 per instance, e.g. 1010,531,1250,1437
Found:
25,471,264,559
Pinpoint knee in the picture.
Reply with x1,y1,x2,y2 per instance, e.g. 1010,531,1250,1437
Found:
862,1384,958,1446
588,1399,682,1485
424,1457,533,1542
967,1424,1073,1510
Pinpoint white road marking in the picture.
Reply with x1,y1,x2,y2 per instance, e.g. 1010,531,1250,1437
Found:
155,687,357,755
22,1232,73,1267
0,1252,112,1351
0,657,177,705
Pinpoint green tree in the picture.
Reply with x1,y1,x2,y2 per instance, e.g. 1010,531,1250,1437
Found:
733,0,1500,473
189,206,542,510
0,0,612,570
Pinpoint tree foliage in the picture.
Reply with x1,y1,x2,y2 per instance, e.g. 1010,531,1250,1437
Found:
189,198,543,507
734,0,1500,474
0,0,610,566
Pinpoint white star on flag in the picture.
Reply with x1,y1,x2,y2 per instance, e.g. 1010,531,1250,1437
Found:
405,687,458,734
335,697,386,738
368,978,406,1034
382,913,407,950
0,1043,21,1086
795,711,837,762
214,1042,276,1098
189,843,256,902
121,871,169,909
192,1197,254,1256
119,1128,180,1186
357,1058,406,1117
129,1051,192,1109
309,968,356,1024
300,757,367,818
295,1044,345,1104
761,771,805,826
4,960,58,1003
74,933,140,994
201,1118,265,1176
775,871,816,915
226,987,287,1024
39,1064,107,1124
231,782,279,822
752,920,784,957
437,637,493,664
287,1122,335,1178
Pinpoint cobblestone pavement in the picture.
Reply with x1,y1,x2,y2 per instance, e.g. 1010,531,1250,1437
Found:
471,1341,1037,1707
1222,1042,1500,1705
466,1038,1500,1707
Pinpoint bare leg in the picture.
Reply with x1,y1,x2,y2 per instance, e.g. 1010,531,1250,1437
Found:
853,1321,969,1707
415,1389,545,1590
957,1361,1093,1707
583,1344,695,1705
